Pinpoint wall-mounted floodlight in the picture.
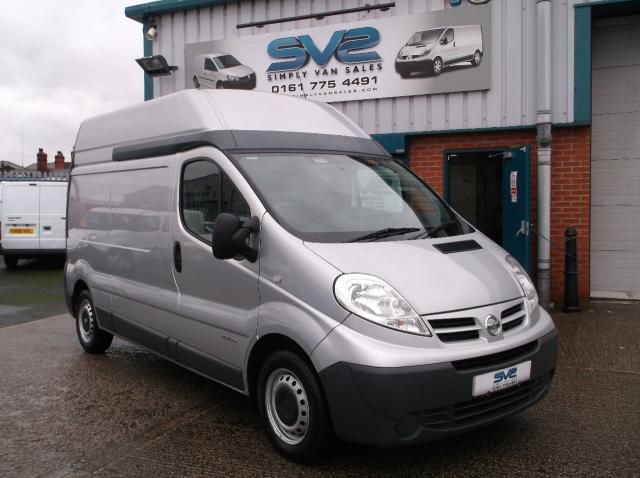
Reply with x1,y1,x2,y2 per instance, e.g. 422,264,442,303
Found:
135,55,178,77
145,24,158,40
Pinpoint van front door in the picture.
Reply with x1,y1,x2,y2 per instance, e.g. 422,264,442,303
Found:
171,148,260,390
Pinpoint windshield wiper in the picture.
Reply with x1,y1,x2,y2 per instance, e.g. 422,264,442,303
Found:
349,227,420,243
412,221,459,240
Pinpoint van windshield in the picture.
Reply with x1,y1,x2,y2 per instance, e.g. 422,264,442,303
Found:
213,55,241,69
234,153,471,243
407,29,444,46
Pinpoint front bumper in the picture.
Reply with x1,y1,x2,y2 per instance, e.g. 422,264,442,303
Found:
319,328,558,446
221,75,256,90
395,58,432,75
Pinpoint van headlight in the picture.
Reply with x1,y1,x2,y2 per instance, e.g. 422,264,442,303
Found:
334,273,431,336
226,75,239,81
505,255,539,312
416,48,432,56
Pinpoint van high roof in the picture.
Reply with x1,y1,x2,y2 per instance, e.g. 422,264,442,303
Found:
73,90,386,166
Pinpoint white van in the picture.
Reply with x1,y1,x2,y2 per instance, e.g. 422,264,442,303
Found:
395,25,483,77
192,53,256,90
66,90,557,462
1,180,67,268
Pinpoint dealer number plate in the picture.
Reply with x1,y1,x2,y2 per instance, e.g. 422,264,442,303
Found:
472,361,531,397
8,227,34,234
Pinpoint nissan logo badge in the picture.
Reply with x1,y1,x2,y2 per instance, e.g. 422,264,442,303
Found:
485,315,501,336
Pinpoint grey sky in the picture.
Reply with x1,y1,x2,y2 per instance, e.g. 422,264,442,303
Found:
0,1,143,167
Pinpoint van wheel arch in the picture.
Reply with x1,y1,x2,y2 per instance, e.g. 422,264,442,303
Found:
247,334,315,403
71,280,90,315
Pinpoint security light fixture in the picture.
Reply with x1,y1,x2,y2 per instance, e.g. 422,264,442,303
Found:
135,55,178,77
145,24,158,40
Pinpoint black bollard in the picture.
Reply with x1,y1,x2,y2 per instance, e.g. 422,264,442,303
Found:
563,226,580,312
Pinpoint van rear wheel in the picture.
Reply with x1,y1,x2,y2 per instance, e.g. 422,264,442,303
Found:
75,290,113,354
193,75,200,88
3,255,18,269
257,350,331,463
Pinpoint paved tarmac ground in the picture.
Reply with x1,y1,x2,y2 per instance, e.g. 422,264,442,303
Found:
0,301,638,477
0,256,67,328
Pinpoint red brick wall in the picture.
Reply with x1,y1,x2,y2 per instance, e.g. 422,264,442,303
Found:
407,126,591,304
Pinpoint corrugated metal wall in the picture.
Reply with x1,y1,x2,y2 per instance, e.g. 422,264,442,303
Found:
151,0,577,135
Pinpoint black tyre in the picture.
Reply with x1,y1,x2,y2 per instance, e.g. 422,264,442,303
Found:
473,49,482,66
193,75,200,88
3,255,18,269
432,57,443,75
75,290,113,354
216,80,224,89
257,350,331,463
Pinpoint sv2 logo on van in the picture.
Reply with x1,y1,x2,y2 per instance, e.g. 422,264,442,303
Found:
494,367,518,384
267,27,382,72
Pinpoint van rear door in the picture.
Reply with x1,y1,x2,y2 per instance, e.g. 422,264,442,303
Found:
2,183,39,252
39,183,67,250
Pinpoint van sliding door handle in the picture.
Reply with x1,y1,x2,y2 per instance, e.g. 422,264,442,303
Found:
173,241,182,273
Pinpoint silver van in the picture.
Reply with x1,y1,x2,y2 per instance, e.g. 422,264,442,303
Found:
66,90,557,462
395,25,483,77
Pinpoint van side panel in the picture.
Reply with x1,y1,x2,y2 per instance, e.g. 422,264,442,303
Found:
67,173,112,313
106,163,178,344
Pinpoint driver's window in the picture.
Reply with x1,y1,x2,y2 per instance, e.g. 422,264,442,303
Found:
181,159,250,243
204,58,217,72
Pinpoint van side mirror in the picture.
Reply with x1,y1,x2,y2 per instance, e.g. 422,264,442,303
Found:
212,213,259,262
440,38,446,45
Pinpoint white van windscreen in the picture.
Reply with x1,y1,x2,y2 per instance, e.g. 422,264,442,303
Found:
408,29,444,46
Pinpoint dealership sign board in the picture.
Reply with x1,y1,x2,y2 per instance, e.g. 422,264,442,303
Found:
185,4,490,102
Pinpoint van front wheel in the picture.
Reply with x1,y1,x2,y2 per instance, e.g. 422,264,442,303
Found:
257,350,331,463
75,290,113,354
3,255,18,269
432,57,443,75
473,50,482,66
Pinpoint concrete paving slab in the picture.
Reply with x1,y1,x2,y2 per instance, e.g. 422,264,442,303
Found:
0,305,638,477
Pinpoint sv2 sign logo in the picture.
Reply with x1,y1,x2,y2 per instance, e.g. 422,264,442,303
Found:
267,27,381,73
494,367,518,384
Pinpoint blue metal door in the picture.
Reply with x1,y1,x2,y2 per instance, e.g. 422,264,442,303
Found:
501,145,531,271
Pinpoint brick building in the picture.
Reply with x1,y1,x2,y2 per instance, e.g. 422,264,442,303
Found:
125,0,640,305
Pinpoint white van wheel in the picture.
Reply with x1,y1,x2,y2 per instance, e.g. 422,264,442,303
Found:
216,80,224,89
433,57,443,75
193,75,200,88
257,350,331,462
75,290,113,354
3,255,18,269
473,50,482,66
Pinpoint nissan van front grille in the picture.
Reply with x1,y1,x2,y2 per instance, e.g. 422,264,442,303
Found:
501,301,526,333
425,300,527,343
427,316,481,342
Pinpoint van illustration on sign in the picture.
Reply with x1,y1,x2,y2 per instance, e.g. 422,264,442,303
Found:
192,53,256,90
395,25,483,78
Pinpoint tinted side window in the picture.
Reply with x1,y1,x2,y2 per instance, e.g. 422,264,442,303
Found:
204,58,217,71
181,159,250,243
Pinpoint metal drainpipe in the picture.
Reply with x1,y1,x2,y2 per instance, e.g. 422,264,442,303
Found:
536,0,552,309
